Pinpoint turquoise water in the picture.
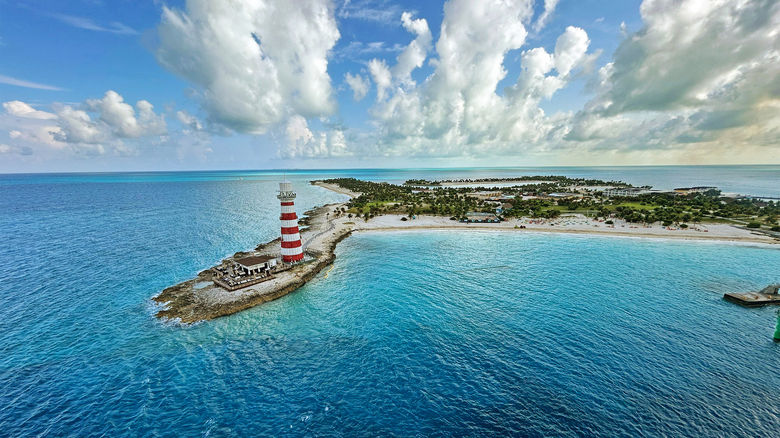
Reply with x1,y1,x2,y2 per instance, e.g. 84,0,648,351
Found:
1,168,779,436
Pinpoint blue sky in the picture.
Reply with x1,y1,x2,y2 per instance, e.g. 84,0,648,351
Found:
1,0,777,172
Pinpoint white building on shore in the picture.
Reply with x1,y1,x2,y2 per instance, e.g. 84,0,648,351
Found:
604,187,648,198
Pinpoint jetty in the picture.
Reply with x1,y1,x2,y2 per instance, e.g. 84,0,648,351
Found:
724,284,780,307
153,202,353,323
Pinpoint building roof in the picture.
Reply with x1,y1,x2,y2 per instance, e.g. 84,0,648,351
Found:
549,192,582,197
236,255,276,267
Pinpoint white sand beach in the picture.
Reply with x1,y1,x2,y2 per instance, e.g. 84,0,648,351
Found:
313,181,360,198
347,213,777,245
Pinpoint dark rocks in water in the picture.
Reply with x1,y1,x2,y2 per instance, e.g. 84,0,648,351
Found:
255,237,280,252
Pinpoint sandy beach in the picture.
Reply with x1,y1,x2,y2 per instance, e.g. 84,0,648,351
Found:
348,213,778,245
313,181,360,198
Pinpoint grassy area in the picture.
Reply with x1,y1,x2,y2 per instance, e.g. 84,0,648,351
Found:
349,201,400,214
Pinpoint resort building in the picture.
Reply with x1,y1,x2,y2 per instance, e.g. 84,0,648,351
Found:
548,192,584,199
235,255,277,274
278,181,304,263
604,187,647,197
213,256,277,291
461,212,501,223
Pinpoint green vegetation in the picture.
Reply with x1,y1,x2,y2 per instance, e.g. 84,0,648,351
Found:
404,179,440,186
320,177,498,220
317,177,779,226
594,191,779,226
426,175,632,187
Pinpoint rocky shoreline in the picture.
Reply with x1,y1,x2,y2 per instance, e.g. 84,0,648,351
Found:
152,203,352,323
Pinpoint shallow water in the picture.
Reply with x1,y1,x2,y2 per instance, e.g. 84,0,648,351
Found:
0,169,778,436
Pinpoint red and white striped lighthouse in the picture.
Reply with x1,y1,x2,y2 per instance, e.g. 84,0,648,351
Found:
278,181,304,263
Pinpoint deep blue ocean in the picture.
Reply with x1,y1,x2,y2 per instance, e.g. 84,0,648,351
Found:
0,166,778,436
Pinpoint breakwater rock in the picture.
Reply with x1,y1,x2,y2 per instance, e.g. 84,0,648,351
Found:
152,203,352,323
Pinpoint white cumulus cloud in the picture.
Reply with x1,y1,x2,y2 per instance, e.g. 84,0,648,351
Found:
52,105,108,145
282,115,349,159
392,12,433,86
2,101,64,150
9,0,777,166
344,0,778,164
47,90,166,149
176,110,203,131
85,91,166,138
590,0,779,116
0,143,33,156
3,101,57,120
368,58,392,101
156,0,340,134
532,0,560,33
344,72,370,101
366,0,581,156
568,0,780,158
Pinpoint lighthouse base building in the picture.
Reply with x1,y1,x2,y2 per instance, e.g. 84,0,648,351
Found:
278,181,304,263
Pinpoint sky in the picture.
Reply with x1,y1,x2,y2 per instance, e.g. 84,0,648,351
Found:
0,0,778,173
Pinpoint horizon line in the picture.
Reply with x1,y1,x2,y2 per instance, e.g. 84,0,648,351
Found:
2,163,779,176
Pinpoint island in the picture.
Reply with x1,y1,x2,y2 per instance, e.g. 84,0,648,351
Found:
153,177,779,323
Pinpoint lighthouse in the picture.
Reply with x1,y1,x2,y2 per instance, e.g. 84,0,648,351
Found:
278,181,304,263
